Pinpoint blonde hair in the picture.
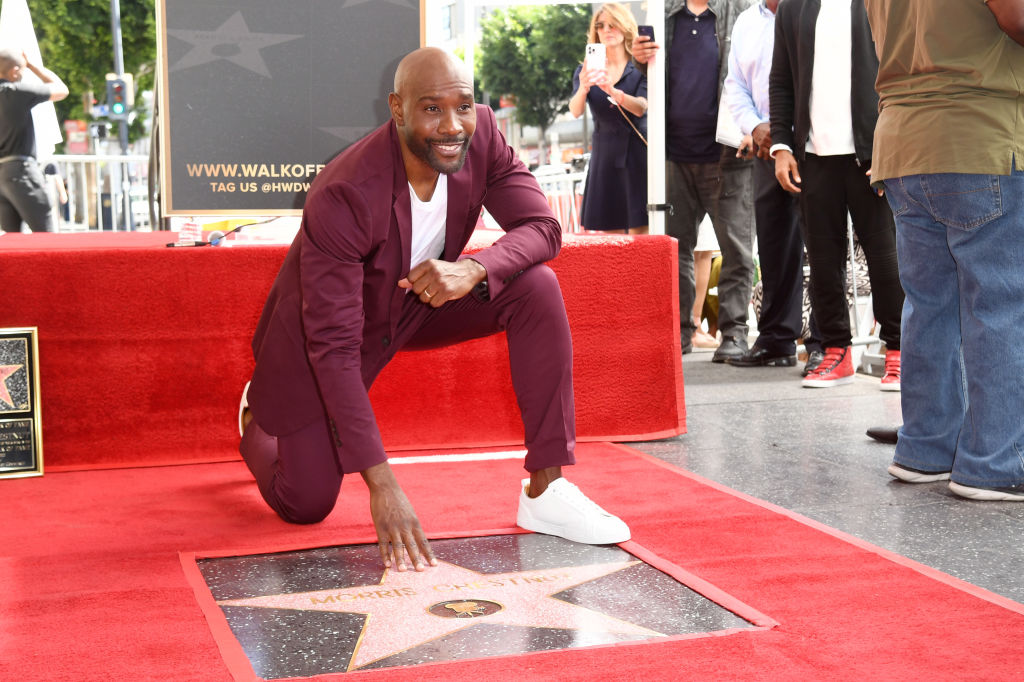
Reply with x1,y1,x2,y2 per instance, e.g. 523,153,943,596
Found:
587,3,639,57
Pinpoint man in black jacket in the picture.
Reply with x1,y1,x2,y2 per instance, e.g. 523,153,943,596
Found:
768,0,904,390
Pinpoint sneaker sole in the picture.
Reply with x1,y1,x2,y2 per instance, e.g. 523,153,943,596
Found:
801,375,855,388
949,481,1024,501
888,464,950,483
880,383,901,392
516,517,629,545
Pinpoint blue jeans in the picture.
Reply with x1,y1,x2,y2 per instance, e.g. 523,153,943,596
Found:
884,171,1024,487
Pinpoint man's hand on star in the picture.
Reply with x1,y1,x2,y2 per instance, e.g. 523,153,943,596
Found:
361,461,437,571
399,258,487,307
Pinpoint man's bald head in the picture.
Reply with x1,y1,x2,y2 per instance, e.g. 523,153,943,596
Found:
393,47,471,96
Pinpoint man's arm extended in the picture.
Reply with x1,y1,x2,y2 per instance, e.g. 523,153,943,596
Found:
988,0,1024,46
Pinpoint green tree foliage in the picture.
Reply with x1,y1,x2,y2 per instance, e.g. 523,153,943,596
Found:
478,4,591,137
31,0,156,141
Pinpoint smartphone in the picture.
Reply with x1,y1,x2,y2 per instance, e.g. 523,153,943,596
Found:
637,25,655,42
585,42,606,72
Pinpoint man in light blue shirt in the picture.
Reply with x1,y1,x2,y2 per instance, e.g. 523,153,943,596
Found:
722,0,822,373
633,0,756,362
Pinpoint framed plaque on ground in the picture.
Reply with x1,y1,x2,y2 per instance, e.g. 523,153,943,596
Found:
0,327,43,479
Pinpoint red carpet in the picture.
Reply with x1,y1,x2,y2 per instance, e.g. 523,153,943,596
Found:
0,232,684,470
2,442,1022,681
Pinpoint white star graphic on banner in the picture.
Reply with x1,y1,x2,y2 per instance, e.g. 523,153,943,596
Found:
219,558,664,670
320,126,376,145
168,12,302,77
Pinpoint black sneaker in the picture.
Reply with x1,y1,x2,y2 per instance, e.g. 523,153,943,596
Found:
867,426,899,444
802,349,825,377
712,335,748,364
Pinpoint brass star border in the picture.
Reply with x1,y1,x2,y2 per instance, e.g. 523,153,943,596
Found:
182,533,776,679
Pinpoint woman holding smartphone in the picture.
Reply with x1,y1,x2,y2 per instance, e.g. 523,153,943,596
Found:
569,3,649,233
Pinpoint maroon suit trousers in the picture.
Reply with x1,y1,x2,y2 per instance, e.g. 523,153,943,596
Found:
239,264,575,524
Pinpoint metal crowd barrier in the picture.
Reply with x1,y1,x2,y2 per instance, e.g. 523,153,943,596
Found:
533,168,586,233
41,154,152,232
43,156,580,234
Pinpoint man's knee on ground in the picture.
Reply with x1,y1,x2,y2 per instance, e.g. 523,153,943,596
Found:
274,495,337,525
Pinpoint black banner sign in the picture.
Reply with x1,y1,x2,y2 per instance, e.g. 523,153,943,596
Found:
157,0,422,215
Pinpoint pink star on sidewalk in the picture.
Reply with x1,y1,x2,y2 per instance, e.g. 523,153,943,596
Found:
219,558,664,670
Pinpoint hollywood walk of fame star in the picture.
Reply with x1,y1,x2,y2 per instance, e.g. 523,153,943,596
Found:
168,12,303,77
0,364,23,409
218,558,665,670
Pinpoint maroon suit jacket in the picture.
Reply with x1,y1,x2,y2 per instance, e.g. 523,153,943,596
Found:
247,105,561,470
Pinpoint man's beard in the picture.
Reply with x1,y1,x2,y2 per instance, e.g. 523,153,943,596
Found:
409,135,470,175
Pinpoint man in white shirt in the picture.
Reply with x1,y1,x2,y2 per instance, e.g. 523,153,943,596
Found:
768,0,904,389
723,0,823,375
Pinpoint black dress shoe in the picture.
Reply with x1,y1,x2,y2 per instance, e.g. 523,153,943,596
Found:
712,335,748,363
866,426,900,444
802,349,825,377
727,346,797,367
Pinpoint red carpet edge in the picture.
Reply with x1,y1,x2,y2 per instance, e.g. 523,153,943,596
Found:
609,443,1024,619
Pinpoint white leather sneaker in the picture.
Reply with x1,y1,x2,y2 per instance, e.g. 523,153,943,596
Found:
238,381,250,437
516,478,630,545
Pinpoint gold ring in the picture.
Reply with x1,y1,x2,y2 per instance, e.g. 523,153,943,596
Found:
423,290,434,298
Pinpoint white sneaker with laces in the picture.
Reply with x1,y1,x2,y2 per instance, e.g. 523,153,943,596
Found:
238,381,250,437
516,478,630,545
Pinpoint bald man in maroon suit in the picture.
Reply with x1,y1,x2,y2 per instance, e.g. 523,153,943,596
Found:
239,48,630,571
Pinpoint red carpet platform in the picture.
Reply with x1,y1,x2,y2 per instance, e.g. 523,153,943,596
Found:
0,231,684,470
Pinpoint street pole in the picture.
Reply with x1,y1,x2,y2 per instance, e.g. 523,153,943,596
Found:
110,0,131,229
645,0,666,236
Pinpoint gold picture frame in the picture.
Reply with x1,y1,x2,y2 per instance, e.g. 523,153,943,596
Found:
0,327,43,479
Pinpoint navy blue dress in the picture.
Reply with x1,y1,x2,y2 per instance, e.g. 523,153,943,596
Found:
572,61,648,230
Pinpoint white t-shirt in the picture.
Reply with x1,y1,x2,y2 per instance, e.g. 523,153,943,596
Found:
807,0,855,156
408,173,447,270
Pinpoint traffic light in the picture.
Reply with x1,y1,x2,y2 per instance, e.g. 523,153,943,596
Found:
105,73,135,120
